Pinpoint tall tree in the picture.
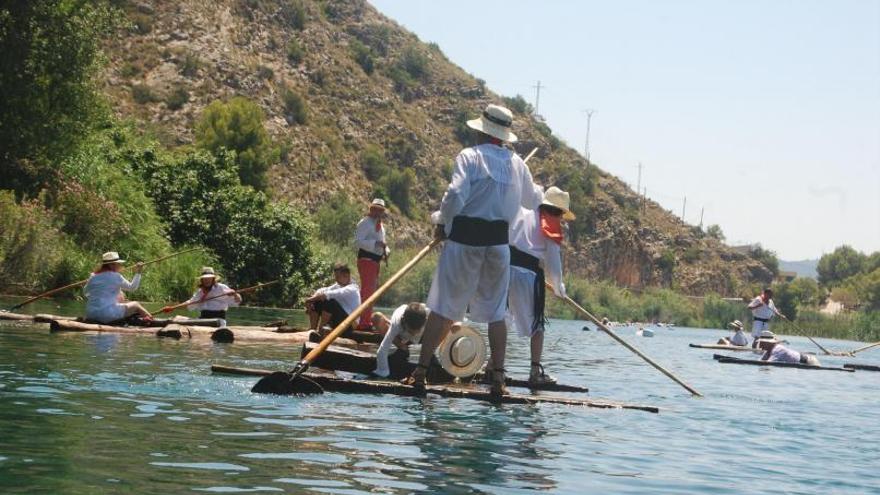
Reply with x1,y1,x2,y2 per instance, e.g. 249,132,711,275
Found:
817,245,866,287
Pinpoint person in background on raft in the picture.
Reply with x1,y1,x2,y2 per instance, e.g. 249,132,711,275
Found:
163,267,241,327
372,302,429,378
748,288,777,347
717,319,749,347
497,186,575,386
355,198,389,332
755,330,820,366
304,263,360,336
402,103,544,398
84,251,150,324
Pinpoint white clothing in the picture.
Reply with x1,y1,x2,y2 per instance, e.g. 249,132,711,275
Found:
768,345,801,364
436,143,543,235
317,282,361,315
373,304,428,378
750,297,777,337
427,144,542,323
355,216,388,257
507,208,566,338
729,329,749,347
185,283,240,312
84,271,141,323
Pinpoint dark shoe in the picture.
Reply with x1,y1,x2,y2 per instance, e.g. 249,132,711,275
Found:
528,362,557,386
490,368,508,400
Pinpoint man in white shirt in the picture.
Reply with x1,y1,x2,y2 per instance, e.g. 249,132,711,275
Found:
304,263,361,336
354,198,389,331
403,104,544,398
372,302,428,378
176,267,241,327
748,288,777,347
717,320,749,347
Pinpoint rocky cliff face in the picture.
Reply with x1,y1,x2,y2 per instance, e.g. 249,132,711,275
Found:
102,0,773,295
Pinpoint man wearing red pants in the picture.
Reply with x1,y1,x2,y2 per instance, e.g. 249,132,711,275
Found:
355,198,389,330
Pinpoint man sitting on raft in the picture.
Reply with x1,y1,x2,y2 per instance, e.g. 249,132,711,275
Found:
168,267,241,327
717,320,749,346
304,263,360,336
84,251,150,324
756,331,820,366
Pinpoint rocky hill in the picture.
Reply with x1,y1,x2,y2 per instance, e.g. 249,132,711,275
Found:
100,0,774,295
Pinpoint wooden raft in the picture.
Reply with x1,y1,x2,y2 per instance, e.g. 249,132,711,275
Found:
210,365,656,413
689,343,761,353
300,342,590,393
712,354,855,372
843,363,880,372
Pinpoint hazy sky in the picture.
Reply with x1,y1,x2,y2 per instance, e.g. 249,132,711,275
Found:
369,0,880,260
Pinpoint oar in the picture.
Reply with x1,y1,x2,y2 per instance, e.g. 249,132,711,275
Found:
774,311,833,355
547,282,702,397
850,341,880,355
151,280,280,316
3,247,201,312
252,239,441,395
523,147,539,163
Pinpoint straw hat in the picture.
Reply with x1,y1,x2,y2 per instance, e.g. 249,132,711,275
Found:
198,267,220,281
369,198,386,210
757,330,780,343
437,325,487,378
541,186,576,221
466,104,518,143
101,251,125,264
728,320,744,330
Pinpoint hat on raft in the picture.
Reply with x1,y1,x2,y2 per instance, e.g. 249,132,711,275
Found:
728,320,744,330
101,251,125,264
437,325,487,378
541,186,576,221
198,267,220,280
466,104,518,143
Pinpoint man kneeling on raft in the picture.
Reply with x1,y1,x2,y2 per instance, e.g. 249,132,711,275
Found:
304,263,360,336
372,302,429,378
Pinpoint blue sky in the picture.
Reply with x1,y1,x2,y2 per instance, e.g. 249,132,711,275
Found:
369,0,880,260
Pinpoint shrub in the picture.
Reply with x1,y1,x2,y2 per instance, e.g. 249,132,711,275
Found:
384,168,416,214
195,96,278,190
0,192,67,290
350,39,374,74
502,94,533,114
131,84,159,104
399,46,428,80
706,224,725,241
178,52,201,77
279,0,306,30
682,246,701,263
256,65,274,80
748,244,779,277
286,39,304,65
281,87,308,125
313,192,363,246
165,86,189,111
361,145,389,180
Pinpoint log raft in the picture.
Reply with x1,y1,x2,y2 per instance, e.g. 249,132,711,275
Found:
712,354,856,372
843,363,880,372
689,343,762,353
210,365,654,412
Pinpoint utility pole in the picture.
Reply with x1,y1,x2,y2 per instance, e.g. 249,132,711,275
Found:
583,109,596,161
682,196,687,221
699,207,705,228
532,80,544,116
636,162,642,197
642,187,647,213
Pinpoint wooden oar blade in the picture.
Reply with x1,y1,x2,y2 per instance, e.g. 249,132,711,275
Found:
251,371,324,395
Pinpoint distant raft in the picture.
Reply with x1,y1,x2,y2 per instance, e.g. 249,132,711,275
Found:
712,354,855,372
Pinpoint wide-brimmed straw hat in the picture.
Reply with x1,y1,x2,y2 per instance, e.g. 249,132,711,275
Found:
541,186,576,221
437,325,487,378
466,104,518,143
101,251,125,264
198,267,220,281
728,320,744,330
369,198,386,210
756,330,780,343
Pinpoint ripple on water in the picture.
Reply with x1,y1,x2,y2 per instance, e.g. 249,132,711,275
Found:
150,462,250,472
193,487,283,493
239,452,347,464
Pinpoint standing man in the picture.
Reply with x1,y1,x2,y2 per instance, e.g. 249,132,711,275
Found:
355,198,388,331
504,186,575,386
403,103,544,398
304,263,360,336
748,288,777,347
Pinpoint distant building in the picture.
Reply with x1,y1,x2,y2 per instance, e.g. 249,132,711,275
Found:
731,244,757,255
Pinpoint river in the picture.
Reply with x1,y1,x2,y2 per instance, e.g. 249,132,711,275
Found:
1,298,878,493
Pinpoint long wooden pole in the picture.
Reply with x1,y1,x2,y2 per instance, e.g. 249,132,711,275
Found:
4,247,201,312
850,341,880,355
150,279,279,316
775,312,833,355
547,282,702,397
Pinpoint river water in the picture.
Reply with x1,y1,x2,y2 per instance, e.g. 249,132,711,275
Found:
1,298,878,494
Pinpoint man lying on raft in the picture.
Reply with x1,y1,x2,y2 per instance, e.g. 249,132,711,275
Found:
756,331,820,366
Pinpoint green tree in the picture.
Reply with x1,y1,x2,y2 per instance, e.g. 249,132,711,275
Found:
314,192,363,246
817,245,866,287
706,224,725,241
749,244,779,277
786,277,822,308
0,0,116,194
195,97,278,190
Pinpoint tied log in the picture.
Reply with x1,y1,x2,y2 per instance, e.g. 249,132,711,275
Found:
210,365,652,412
843,363,880,372
299,343,590,393
712,354,856,372
689,343,762,354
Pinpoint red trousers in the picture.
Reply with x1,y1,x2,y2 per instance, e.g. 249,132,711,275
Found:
357,257,380,329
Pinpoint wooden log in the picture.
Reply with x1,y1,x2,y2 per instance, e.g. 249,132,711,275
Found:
0,311,37,321
210,365,654,413
689,343,761,353
712,354,855,372
843,363,880,372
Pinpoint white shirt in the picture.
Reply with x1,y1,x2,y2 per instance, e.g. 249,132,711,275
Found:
750,297,777,320
373,304,429,377
768,345,801,363
436,143,543,233
729,329,749,346
509,207,565,297
84,271,141,314
318,282,361,315
355,216,388,257
185,283,240,312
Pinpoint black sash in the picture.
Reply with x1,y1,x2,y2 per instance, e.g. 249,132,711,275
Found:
754,317,769,323
200,310,227,319
510,246,546,333
448,216,508,246
357,248,383,262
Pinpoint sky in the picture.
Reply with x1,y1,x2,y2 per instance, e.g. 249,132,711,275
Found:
369,0,880,261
